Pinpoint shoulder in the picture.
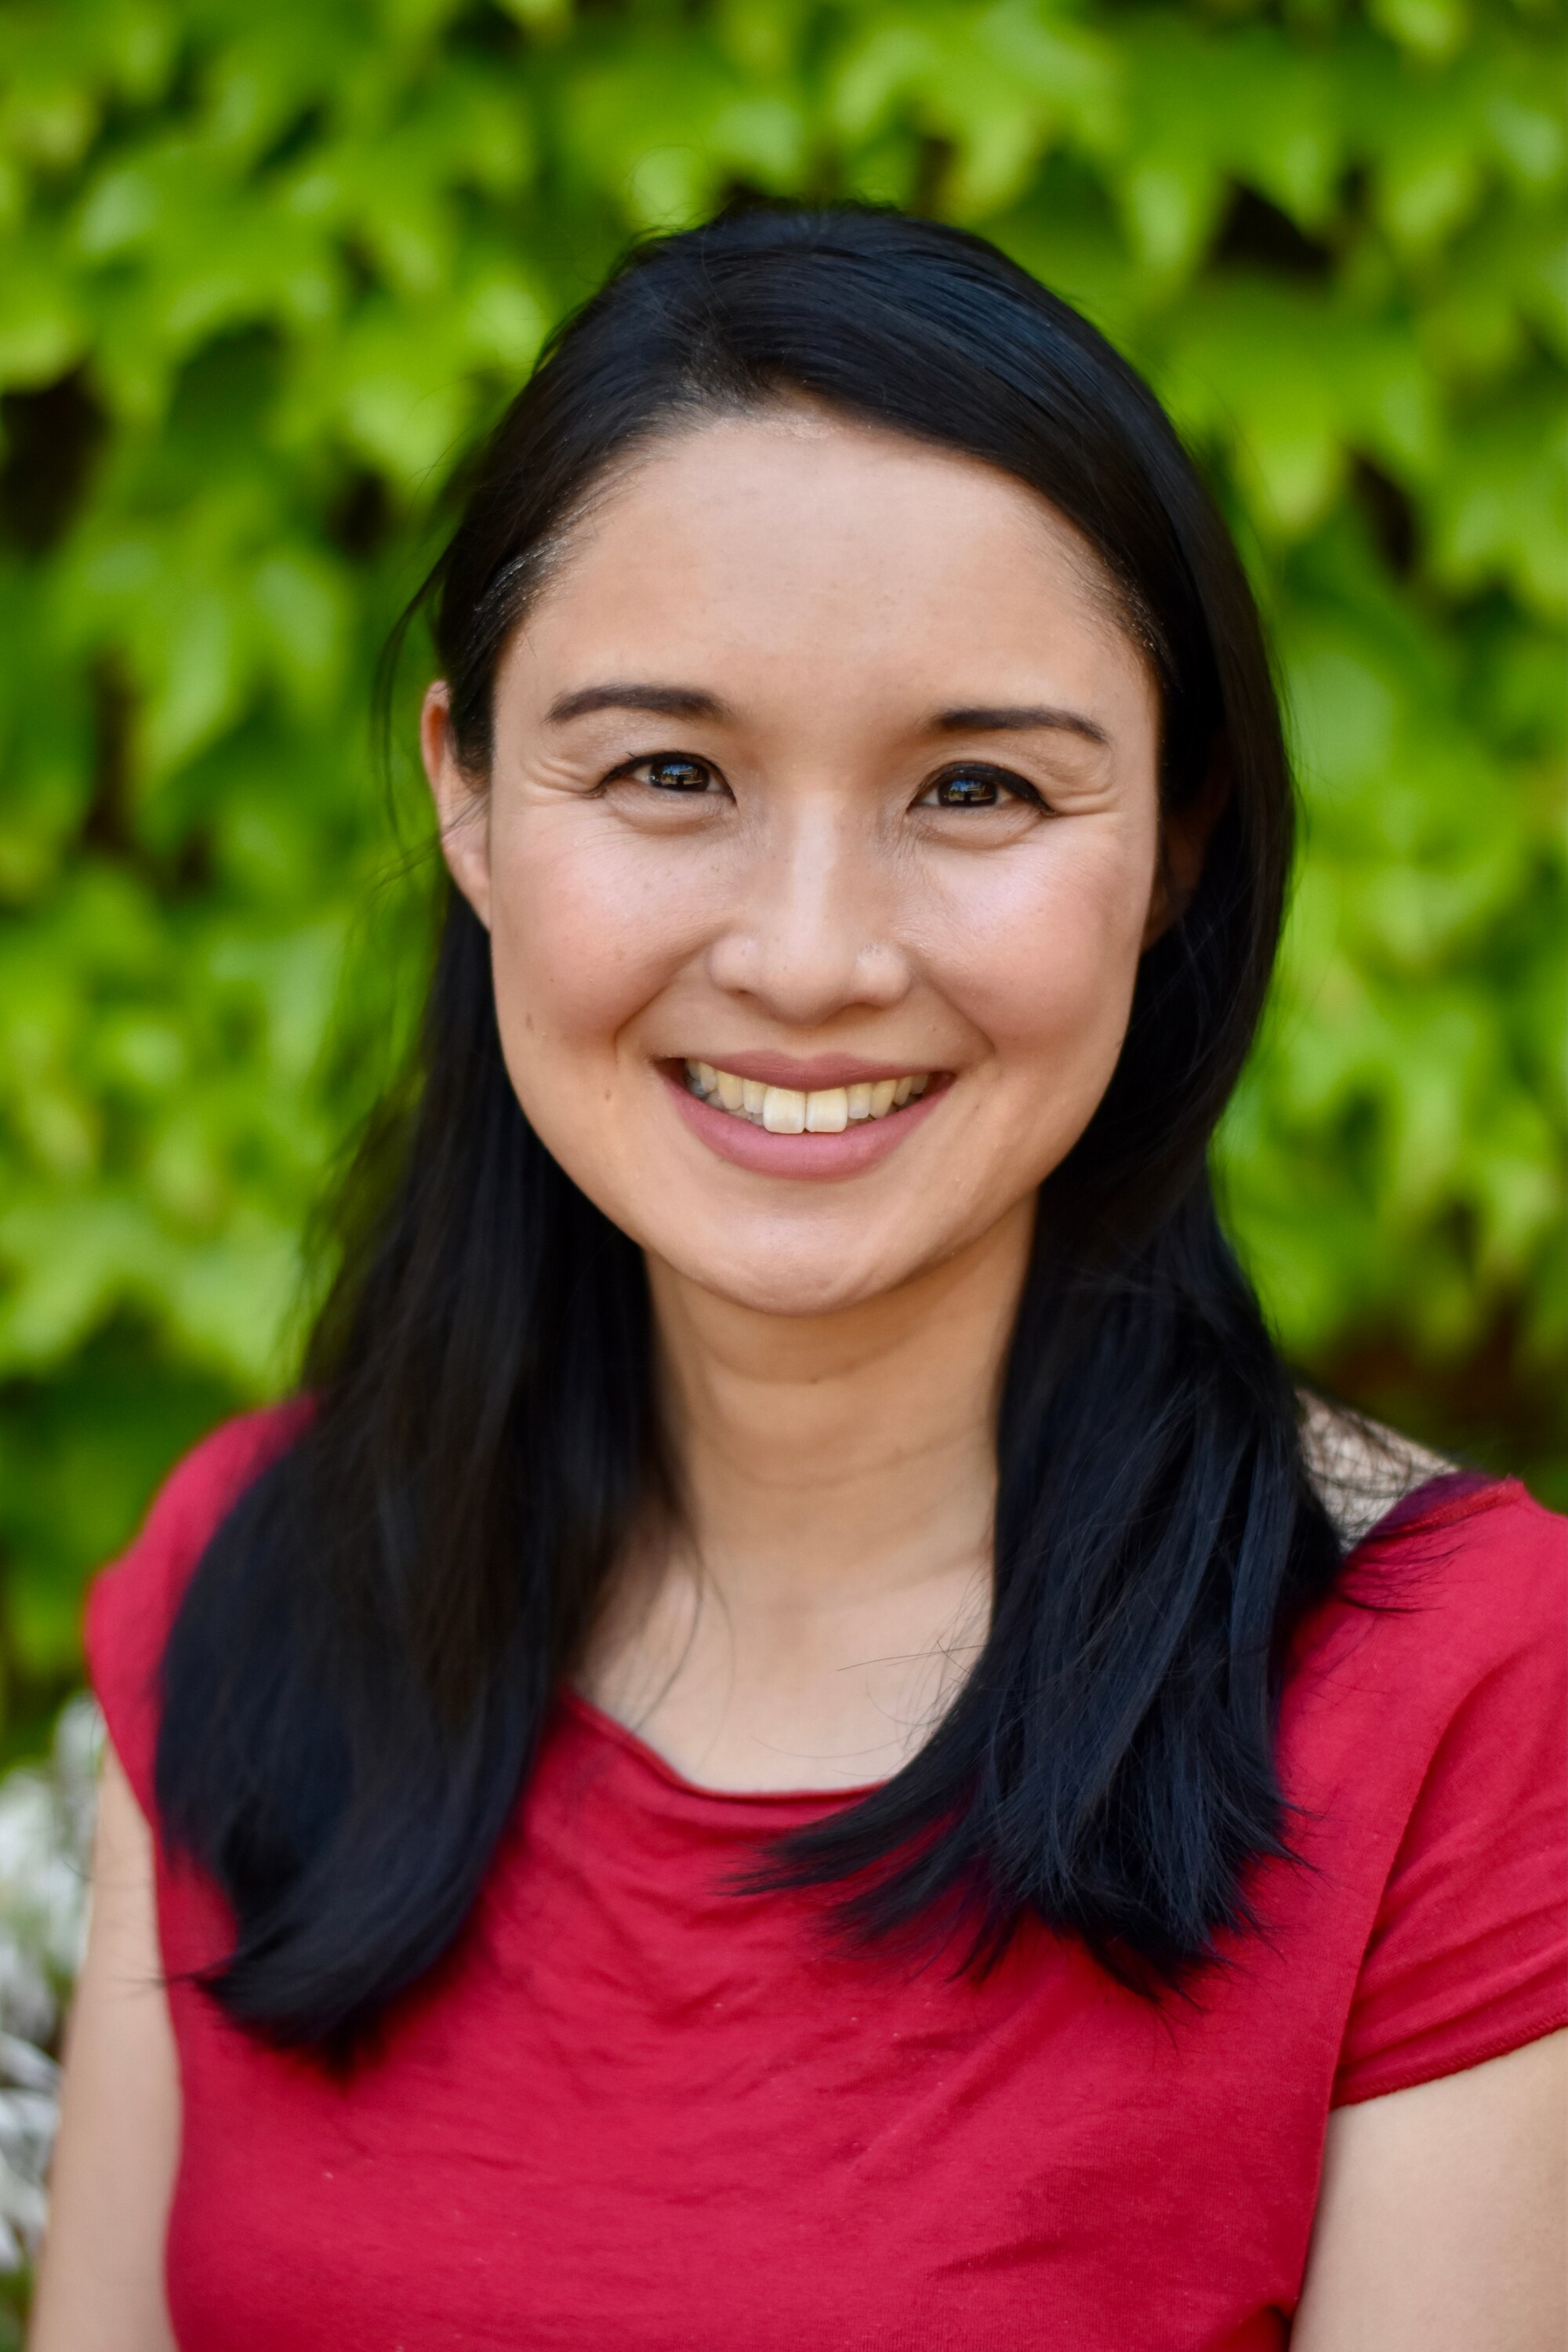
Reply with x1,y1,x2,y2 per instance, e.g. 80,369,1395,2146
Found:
83,1403,309,1817
1314,1473,1561,1677
1287,1473,1565,1757
1290,1479,1568,2104
1294,1387,1563,1701
88,1402,309,1651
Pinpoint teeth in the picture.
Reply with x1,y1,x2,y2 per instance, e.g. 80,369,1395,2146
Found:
684,1061,933,1131
762,1087,806,1134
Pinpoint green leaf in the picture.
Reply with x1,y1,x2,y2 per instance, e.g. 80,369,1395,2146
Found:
0,0,1563,1722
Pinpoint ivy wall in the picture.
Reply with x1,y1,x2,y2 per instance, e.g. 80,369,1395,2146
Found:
0,0,1563,1750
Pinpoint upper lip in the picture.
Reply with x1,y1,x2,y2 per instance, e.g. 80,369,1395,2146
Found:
673,1051,942,1090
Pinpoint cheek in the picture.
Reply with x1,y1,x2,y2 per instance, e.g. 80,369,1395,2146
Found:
484,808,704,1058
924,826,1154,1091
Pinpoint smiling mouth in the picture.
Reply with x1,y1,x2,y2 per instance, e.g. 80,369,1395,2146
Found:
683,1059,934,1134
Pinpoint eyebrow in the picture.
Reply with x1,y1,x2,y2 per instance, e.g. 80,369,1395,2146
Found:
545,682,1109,749
935,703,1109,747
546,683,732,724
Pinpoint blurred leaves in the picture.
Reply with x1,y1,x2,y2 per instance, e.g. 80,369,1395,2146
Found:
0,0,1563,1730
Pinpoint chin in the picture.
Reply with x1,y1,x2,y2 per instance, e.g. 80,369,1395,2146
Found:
668,1232,915,1320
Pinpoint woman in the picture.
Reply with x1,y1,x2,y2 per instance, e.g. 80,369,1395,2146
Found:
35,206,1564,2350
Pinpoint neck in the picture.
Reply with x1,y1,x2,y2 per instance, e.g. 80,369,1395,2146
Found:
583,1200,1033,1788
648,1197,1033,1614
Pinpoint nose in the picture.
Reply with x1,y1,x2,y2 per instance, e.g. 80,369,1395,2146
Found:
704,800,913,1026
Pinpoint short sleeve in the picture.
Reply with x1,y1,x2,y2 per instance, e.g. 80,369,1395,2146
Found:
82,1404,307,1821
1332,1486,1568,2106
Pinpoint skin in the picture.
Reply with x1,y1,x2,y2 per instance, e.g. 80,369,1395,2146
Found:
34,412,1565,2346
437,411,1185,1785
31,1753,178,2352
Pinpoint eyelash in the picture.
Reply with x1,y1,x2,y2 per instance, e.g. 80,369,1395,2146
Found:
608,753,727,797
915,763,1047,812
604,753,1049,813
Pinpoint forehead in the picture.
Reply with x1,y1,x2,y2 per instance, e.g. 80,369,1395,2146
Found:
506,410,1153,710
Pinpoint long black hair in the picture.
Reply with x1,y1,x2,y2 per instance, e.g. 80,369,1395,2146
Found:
157,205,1345,2056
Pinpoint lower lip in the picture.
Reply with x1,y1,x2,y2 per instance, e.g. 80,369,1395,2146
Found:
664,1070,947,1180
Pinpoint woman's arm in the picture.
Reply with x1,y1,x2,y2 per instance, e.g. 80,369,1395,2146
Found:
1293,2031,1566,2350
28,1746,180,2352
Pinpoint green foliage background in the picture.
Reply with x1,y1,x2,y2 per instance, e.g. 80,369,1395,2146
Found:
0,0,1563,1749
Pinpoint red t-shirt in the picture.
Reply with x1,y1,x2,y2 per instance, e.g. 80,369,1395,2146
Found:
86,1407,1566,2351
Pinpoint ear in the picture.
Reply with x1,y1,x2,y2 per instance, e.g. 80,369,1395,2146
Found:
1142,751,1229,950
421,681,492,932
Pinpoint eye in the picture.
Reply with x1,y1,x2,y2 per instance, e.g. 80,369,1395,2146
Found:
915,764,1044,811
620,753,726,795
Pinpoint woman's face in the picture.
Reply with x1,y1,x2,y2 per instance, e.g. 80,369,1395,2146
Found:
426,410,1179,1319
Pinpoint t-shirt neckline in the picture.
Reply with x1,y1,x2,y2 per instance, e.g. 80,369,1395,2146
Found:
559,1683,891,1809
